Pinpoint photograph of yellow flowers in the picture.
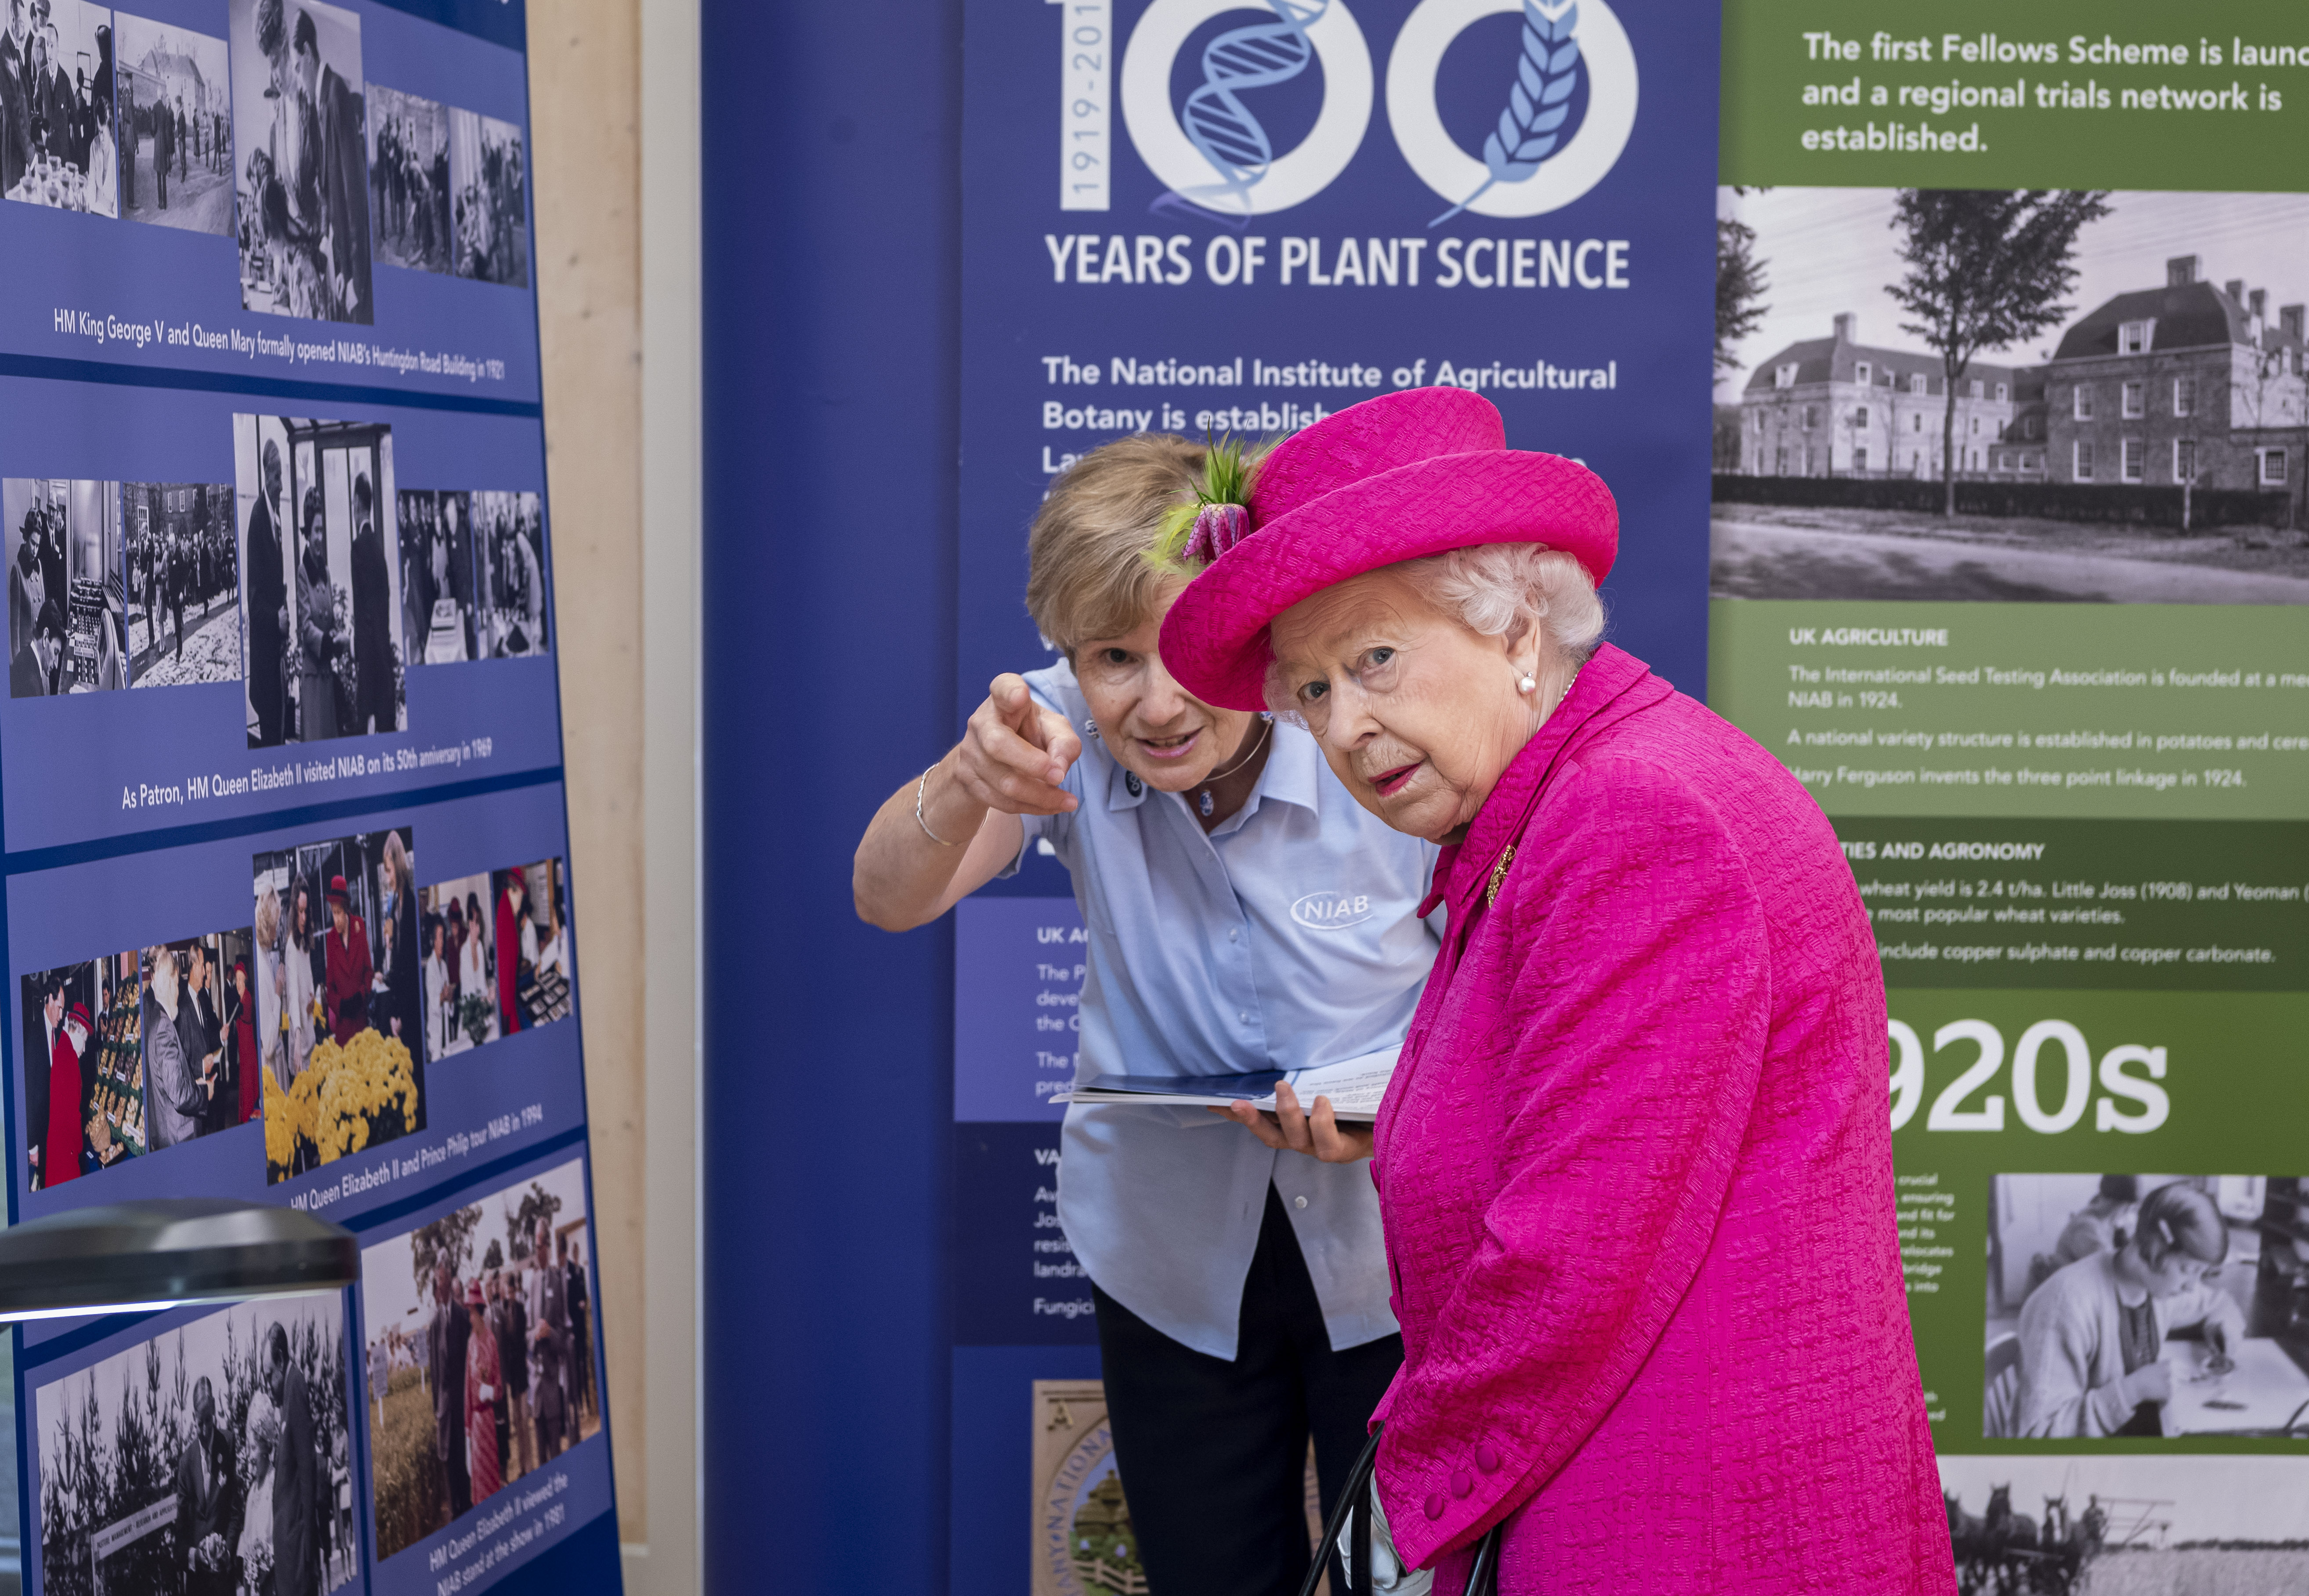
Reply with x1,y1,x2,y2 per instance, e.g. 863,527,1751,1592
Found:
254,827,426,1183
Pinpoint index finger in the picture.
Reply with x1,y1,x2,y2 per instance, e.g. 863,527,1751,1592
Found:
1033,708,1083,781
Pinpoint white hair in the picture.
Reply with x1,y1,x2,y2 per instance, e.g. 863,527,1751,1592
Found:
1393,542,1606,662
1261,542,1605,721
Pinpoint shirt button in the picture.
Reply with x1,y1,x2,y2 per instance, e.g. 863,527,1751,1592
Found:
1238,1011,1249,1023
1228,928,1238,941
1293,1195,1308,1210
1475,1443,1500,1474
1450,1470,1473,1499
1424,1493,1446,1521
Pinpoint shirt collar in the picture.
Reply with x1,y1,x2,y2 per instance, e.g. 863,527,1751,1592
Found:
1420,645,1665,918
1104,715,1315,821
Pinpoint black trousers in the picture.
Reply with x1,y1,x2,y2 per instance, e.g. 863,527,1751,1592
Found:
1094,1184,1403,1596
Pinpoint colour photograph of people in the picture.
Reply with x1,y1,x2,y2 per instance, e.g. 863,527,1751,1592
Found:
138,931,255,1155
114,11,227,232
398,489,476,665
473,490,546,658
1983,1174,2284,1439
233,413,402,745
368,84,446,274
253,827,424,1183
3,0,118,217
448,106,523,288
6,477,124,698
35,1296,356,1596
359,1155,601,1562
125,482,239,687
228,0,369,324
418,872,495,1061
494,859,571,1034
19,952,144,1189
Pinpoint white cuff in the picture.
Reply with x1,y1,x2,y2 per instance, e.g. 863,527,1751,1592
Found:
1337,1478,1433,1595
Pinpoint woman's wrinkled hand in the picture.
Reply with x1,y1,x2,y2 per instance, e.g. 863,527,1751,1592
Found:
950,673,1084,818
1215,1081,1373,1163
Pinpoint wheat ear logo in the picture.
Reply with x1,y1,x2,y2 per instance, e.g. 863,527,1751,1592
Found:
1387,0,1637,221
1430,0,1581,226
1121,0,1373,217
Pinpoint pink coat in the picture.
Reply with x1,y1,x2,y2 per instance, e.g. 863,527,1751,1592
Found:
1370,645,1954,1593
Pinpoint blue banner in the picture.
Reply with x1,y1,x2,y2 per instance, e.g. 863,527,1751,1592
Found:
955,2,1719,1590
0,2,618,1593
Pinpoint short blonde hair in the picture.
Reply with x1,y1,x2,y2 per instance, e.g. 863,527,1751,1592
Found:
1024,433,1208,654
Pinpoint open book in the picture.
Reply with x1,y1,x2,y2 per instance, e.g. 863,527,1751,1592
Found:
1054,1045,1400,1123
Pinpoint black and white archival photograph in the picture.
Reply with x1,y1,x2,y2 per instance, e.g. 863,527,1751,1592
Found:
368,84,447,273
1714,189,2309,605
114,11,229,233
1939,1453,2309,1596
398,489,476,664
234,414,402,746
228,0,371,324
1980,1174,2304,1443
4,0,119,217
34,1296,357,1596
449,106,525,288
125,483,239,687
7,477,124,698
473,490,546,657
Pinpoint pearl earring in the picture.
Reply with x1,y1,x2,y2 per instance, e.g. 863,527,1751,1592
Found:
1517,675,1536,693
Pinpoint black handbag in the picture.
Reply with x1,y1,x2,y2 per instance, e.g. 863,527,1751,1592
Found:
1301,1423,1505,1596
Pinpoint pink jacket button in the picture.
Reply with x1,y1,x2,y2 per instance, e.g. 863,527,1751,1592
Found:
1423,1492,1446,1521
1450,1470,1473,1498
1475,1443,1500,1474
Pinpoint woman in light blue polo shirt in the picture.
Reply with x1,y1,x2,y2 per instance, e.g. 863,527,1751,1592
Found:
854,433,1437,1596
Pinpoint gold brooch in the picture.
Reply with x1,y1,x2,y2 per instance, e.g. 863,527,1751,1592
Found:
1486,845,1516,908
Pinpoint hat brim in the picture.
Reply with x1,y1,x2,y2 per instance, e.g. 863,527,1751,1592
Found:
1161,450,1617,712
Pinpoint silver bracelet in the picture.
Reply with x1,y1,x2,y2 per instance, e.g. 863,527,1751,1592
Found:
916,763,964,847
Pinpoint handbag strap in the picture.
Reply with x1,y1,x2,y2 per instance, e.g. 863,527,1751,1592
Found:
1299,1423,1509,1596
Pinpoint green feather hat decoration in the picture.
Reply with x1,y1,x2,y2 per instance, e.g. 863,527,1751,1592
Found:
1151,434,1258,570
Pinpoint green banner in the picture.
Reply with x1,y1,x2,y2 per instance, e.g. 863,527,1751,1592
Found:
1723,0,2309,190
1716,0,2309,1574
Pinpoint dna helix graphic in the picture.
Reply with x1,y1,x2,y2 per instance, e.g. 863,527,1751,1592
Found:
1169,0,1329,217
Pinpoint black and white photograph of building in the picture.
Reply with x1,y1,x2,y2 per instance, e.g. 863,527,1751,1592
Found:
124,483,239,687
233,414,402,746
449,106,525,288
474,489,546,657
34,1297,356,1596
1715,190,2309,604
7,478,123,698
228,0,371,323
114,11,228,232
4,0,119,217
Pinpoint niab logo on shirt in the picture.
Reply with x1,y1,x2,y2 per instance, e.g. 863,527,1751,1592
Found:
1117,0,1639,222
1292,890,1378,930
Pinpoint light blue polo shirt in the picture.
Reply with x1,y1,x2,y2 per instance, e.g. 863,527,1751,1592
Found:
1010,661,1440,1360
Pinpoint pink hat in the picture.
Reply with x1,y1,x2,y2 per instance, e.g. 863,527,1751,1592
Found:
1159,388,1616,712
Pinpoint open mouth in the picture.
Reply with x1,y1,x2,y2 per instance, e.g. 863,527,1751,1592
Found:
1138,728,1202,761
1371,761,1421,797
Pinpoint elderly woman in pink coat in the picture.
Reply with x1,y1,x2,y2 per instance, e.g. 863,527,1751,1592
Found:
1159,389,1954,1594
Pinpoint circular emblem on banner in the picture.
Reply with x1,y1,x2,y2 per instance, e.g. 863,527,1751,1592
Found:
1388,0,1638,219
1121,0,1375,216
1036,1415,1144,1596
